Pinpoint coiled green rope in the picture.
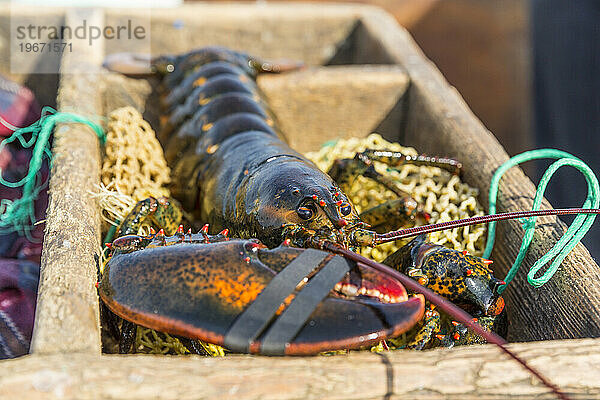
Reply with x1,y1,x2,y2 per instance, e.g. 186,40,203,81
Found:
0,106,105,238
484,149,599,293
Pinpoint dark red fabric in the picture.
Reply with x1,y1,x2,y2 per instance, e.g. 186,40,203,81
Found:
0,259,39,359
0,144,48,262
0,75,40,137
0,76,43,359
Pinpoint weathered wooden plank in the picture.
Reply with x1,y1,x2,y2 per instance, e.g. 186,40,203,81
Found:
2,338,600,399
357,8,600,342
30,8,104,355
105,4,360,66
258,65,409,153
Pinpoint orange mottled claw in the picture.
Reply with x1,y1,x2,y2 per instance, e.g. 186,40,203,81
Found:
99,239,424,355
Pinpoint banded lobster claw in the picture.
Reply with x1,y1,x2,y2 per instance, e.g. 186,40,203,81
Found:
384,235,506,317
99,237,424,355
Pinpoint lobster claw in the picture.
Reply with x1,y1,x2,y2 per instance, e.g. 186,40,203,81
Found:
384,235,505,316
99,239,424,355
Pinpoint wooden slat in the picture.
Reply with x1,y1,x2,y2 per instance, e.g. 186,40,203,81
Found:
258,65,409,153
2,338,600,399
30,8,104,355
357,8,600,342
105,4,360,66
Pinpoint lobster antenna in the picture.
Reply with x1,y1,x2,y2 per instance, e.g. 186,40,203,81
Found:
375,208,600,244
323,241,570,400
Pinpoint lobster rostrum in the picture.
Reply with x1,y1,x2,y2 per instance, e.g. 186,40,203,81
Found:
103,47,582,398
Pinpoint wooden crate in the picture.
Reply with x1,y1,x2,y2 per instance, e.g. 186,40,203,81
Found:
2,3,600,398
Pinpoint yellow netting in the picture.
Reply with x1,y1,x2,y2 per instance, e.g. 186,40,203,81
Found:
101,107,171,201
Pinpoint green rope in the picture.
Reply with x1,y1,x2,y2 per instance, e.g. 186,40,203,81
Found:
0,106,105,238
484,149,599,293
104,221,119,245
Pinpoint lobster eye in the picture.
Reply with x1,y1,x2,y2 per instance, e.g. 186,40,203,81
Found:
340,203,352,216
297,205,315,220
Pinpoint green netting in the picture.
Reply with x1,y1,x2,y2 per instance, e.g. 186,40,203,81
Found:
0,106,105,238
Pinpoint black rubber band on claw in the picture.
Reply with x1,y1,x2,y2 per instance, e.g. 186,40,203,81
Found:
224,249,327,353
223,249,351,355
260,255,352,355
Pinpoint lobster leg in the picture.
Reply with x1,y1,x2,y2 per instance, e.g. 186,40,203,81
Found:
448,313,507,346
100,302,122,342
358,199,422,233
327,154,421,225
116,197,184,237
359,149,462,175
328,152,412,199
398,304,501,350
404,306,441,350
176,337,210,356
401,304,496,350
328,149,463,226
119,320,136,354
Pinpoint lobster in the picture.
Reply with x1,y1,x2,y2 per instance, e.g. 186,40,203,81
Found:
102,47,491,347
101,47,588,399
